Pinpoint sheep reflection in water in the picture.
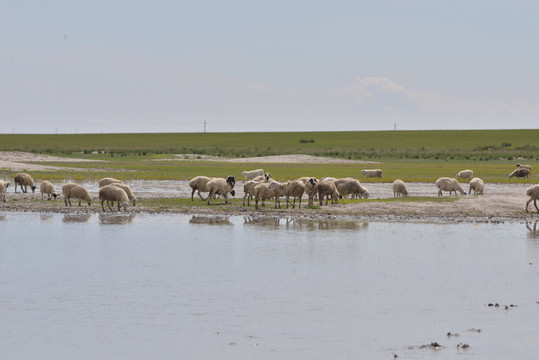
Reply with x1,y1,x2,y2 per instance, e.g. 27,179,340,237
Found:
189,216,232,225
40,213,55,222
243,216,367,231
526,221,539,239
63,213,92,223
99,213,136,225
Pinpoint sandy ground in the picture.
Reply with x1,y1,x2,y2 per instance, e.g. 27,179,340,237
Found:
163,154,380,164
0,151,105,171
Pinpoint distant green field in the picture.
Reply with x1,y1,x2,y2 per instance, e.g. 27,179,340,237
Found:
1,129,538,161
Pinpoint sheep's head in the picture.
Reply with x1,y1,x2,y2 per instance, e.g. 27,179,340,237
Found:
31,186,36,193
230,190,236,197
131,196,137,206
52,193,58,198
226,176,235,188
264,172,271,181
308,178,318,186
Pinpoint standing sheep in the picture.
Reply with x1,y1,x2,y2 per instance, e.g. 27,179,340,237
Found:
242,169,264,181
509,168,530,179
435,177,466,196
99,184,129,212
253,182,278,210
392,179,408,197
361,169,383,178
468,177,484,195
14,173,36,193
189,176,215,201
334,178,369,199
98,177,124,187
317,180,340,206
207,176,236,205
303,178,319,205
456,170,474,180
269,180,305,209
526,184,539,213
62,183,92,206
517,163,532,171
40,181,59,200
0,180,9,203
108,183,136,206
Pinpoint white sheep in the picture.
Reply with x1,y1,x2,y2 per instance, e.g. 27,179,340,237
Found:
468,177,484,195
361,169,383,178
189,176,215,201
14,173,36,193
242,169,264,181
269,180,305,209
98,177,124,187
334,177,369,199
108,183,136,205
517,163,532,171
62,183,92,206
0,180,9,203
40,181,59,200
253,182,278,210
392,179,408,197
252,172,272,183
243,180,258,206
303,178,319,205
456,170,474,179
435,177,466,196
317,180,340,205
99,184,129,212
509,168,530,179
525,184,539,213
207,176,236,205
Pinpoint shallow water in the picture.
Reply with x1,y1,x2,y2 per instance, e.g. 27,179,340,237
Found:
1,213,539,359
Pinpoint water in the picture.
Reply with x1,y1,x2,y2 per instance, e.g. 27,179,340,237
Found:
1,213,539,359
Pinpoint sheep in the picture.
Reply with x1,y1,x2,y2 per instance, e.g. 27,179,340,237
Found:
320,177,337,182
207,176,236,205
435,177,466,196
517,163,532,171
303,178,319,205
99,184,129,212
468,177,484,195
252,172,272,183
108,183,136,206
317,180,340,205
242,169,264,181
189,176,215,201
243,180,258,206
0,180,9,203
456,170,474,180
361,169,383,178
334,177,369,199
525,184,539,213
509,168,530,179
253,182,278,210
62,183,92,206
98,177,124,187
269,180,305,209
13,173,36,193
392,179,408,197
40,181,59,200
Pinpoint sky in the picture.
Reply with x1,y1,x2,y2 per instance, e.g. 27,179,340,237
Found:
1,0,538,133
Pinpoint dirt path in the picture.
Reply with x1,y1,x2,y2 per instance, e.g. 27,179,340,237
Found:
0,151,104,172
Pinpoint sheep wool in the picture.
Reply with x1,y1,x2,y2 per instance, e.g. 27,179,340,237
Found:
14,173,36,193
40,180,59,200
99,184,129,212
63,183,92,206
526,185,539,213
0,180,9,203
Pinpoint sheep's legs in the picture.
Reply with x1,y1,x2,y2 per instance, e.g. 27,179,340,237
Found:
529,198,539,213
535,199,539,212
101,199,107,212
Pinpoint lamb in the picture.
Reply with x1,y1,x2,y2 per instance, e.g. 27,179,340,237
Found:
242,169,264,181
392,179,409,197
435,177,466,196
334,177,369,199
468,177,484,195
509,168,530,179
0,180,9,203
525,184,539,213
303,178,319,205
207,176,236,205
517,163,532,171
62,183,92,206
98,177,124,187
253,182,278,210
456,170,474,179
40,181,59,200
361,169,383,178
13,173,36,193
269,180,305,209
317,180,340,205
108,183,136,205
189,176,215,201
99,184,129,212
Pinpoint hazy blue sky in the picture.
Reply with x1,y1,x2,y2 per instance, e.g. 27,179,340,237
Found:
1,1,538,133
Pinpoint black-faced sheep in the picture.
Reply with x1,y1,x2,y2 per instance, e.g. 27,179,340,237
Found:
517,163,532,171
468,177,484,195
98,177,124,187
0,180,9,203
40,180,59,200
526,184,539,213
99,184,129,212
361,169,383,178
14,173,36,193
509,168,530,179
242,169,264,181
62,183,92,206
335,177,369,199
435,177,466,196
392,179,408,197
207,176,236,205
303,178,319,205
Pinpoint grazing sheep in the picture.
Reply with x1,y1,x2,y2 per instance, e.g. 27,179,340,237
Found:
303,178,319,205
62,183,92,206
435,177,466,196
98,177,124,187
40,181,59,200
253,182,278,210
392,179,408,197
108,183,136,205
189,176,215,201
207,176,236,205
13,173,36,193
509,168,530,179
361,169,383,178
517,163,532,171
525,184,539,213
468,177,484,195
270,180,305,209
242,169,264,181
0,180,9,203
456,170,474,180
99,184,129,212
335,177,369,199
318,180,340,205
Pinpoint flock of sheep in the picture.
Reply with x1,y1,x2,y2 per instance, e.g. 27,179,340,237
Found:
1,162,538,213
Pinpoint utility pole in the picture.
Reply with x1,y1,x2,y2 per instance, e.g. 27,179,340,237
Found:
394,123,397,131
204,121,206,133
